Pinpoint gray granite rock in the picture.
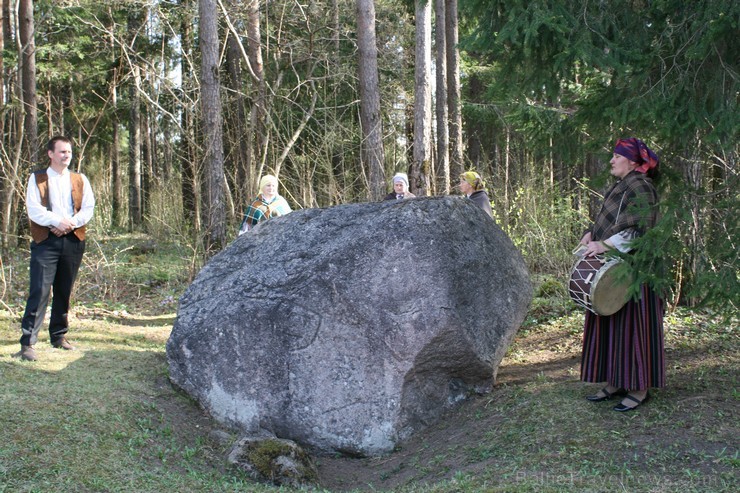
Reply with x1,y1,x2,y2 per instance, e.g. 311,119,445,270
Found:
166,196,532,456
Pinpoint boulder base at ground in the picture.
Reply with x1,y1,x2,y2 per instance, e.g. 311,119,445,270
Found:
167,196,532,456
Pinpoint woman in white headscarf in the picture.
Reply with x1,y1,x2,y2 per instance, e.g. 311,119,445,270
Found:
383,172,416,201
238,175,292,235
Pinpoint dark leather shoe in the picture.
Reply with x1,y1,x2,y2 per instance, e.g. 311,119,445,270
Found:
614,392,650,412
52,337,75,351
12,345,37,361
586,387,627,402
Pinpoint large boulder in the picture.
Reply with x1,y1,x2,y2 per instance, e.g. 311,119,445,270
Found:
166,196,532,456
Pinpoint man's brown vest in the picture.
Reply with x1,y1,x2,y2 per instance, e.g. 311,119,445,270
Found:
29,171,86,243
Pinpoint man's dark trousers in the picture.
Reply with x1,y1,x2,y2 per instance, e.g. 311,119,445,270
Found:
20,233,85,346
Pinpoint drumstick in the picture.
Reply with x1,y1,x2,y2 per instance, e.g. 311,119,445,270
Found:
572,244,588,257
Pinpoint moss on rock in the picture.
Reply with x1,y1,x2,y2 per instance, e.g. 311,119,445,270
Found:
228,437,319,487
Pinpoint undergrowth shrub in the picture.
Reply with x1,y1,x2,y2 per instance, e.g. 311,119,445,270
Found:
493,186,585,280
76,234,191,305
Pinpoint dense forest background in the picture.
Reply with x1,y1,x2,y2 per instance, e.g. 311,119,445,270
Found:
0,0,737,315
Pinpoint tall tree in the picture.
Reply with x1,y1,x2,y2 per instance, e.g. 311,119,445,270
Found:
127,8,144,228
434,0,450,194
110,47,122,228
224,20,249,210
445,0,463,179
18,0,38,165
0,0,16,253
356,0,386,200
0,0,5,107
245,0,266,194
0,0,5,251
410,0,432,196
141,102,153,219
199,0,226,253
179,0,201,234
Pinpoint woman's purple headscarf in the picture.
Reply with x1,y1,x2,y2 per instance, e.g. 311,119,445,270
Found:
614,138,659,174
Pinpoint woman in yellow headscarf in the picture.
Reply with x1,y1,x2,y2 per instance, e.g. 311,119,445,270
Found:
459,171,492,217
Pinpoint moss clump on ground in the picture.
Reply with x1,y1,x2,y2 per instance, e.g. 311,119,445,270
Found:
239,438,319,487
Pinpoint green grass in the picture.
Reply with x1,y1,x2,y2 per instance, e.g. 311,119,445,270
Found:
0,312,271,493
1,236,738,492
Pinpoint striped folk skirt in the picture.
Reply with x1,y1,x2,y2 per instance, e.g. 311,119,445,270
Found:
580,284,666,390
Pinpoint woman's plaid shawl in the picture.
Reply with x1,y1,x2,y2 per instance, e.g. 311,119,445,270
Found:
239,194,292,233
590,171,658,241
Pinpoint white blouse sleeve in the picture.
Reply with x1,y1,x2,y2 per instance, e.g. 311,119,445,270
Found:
607,227,639,253
26,174,63,227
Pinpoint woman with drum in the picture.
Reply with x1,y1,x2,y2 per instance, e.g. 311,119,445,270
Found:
578,138,664,412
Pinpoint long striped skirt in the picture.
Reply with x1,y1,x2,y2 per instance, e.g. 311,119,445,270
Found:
580,284,666,390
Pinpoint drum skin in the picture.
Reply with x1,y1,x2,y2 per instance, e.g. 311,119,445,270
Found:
568,256,632,316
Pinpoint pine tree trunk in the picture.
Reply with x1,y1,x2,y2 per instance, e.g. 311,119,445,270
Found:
0,0,6,251
465,72,485,170
1,1,5,112
200,0,226,254
110,72,122,228
18,0,38,165
434,0,449,195
180,0,201,235
142,106,153,220
225,30,248,211
111,122,121,227
245,0,265,195
126,8,144,229
0,0,8,45
128,62,142,229
411,0,432,196
445,0,463,179
1,0,21,251
356,0,386,200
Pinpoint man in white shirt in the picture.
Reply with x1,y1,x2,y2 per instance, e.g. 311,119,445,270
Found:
13,136,95,362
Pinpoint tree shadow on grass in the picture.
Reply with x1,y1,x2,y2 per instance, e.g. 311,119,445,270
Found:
110,314,177,327
79,311,176,328
496,353,581,386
